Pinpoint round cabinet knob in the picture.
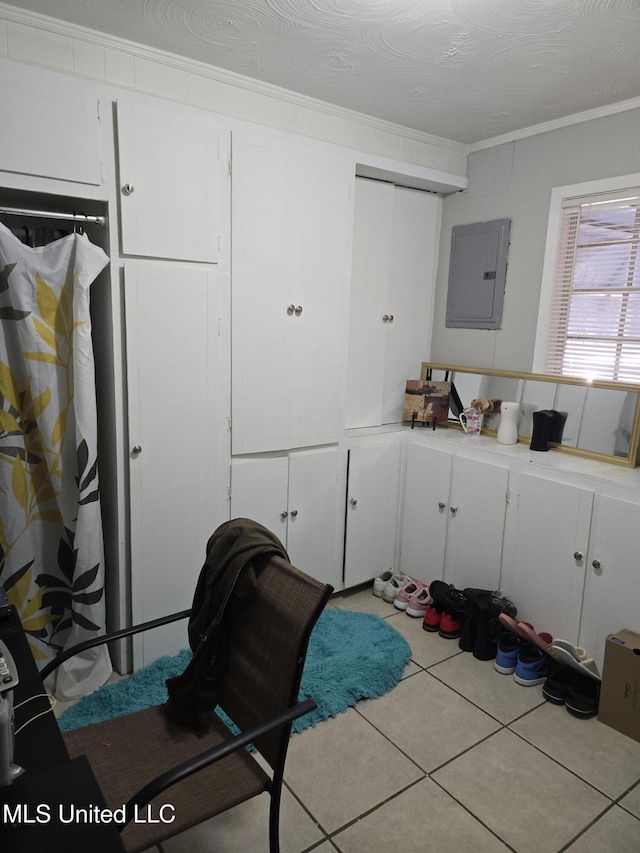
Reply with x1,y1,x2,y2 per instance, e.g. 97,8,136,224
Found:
592,559,602,572
573,551,584,561
382,314,390,322
438,501,446,510
290,509,298,518
388,314,394,323
131,445,142,455
350,498,358,507
287,304,295,315
450,506,458,515
122,183,135,196
280,510,288,519
294,305,303,316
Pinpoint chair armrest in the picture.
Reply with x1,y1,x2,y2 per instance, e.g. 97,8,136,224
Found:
40,609,191,681
121,697,317,826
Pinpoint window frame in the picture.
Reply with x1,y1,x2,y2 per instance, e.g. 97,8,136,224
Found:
533,171,640,378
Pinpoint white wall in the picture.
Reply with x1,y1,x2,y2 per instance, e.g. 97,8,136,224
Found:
431,108,640,372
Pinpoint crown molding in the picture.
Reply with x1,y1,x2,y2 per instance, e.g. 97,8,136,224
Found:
468,97,640,153
0,2,467,156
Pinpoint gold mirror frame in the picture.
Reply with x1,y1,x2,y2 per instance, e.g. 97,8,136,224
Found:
421,362,640,468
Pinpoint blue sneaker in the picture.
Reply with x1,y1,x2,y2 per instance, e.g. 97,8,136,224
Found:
514,642,551,686
494,631,520,674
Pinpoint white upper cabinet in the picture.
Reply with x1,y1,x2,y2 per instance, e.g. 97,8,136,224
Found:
346,178,440,428
116,98,230,263
231,131,353,454
0,60,101,185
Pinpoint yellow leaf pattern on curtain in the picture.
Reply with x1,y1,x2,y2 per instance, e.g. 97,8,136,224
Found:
0,222,112,699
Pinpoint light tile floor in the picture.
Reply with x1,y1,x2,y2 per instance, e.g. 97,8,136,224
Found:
69,584,640,853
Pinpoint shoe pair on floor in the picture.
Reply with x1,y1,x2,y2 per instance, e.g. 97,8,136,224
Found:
542,663,601,718
372,572,432,618
495,632,551,685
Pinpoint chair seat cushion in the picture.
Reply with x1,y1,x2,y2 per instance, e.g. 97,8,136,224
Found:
63,706,270,852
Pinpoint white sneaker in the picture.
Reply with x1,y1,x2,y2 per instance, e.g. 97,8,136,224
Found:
382,572,412,603
372,569,394,597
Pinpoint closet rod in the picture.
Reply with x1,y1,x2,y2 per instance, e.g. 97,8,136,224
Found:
0,206,106,226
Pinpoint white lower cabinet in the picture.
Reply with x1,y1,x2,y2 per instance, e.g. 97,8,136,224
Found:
343,437,403,587
230,447,345,589
399,439,508,590
578,493,640,672
501,471,593,646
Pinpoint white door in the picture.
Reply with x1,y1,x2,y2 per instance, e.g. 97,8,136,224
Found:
117,99,229,262
345,178,393,429
444,456,509,591
399,440,452,582
231,134,352,454
231,139,293,453
230,448,345,588
287,447,345,589
501,471,593,644
290,146,352,447
229,455,290,542
344,439,402,587
125,262,229,667
579,494,640,672
383,187,440,424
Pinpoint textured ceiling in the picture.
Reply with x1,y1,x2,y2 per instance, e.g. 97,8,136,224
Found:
9,0,640,144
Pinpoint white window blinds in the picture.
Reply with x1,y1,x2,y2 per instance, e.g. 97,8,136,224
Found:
545,191,640,382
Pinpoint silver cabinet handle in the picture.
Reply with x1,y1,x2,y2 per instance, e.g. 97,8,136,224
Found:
438,501,446,510
388,314,394,323
280,510,288,519
573,551,583,561
294,305,303,316
290,509,298,518
122,183,135,195
287,304,295,315
592,559,601,570
382,314,390,322
450,506,458,515
131,445,142,455
350,498,358,507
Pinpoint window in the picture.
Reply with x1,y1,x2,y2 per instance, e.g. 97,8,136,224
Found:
545,189,640,382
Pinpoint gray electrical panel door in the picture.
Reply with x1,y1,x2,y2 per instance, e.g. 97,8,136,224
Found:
446,219,510,329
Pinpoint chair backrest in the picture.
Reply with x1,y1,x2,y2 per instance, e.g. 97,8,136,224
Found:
219,556,332,769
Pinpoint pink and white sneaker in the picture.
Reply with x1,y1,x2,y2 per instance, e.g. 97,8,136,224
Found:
394,579,428,611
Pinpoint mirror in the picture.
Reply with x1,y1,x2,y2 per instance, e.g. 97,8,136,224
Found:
421,362,640,467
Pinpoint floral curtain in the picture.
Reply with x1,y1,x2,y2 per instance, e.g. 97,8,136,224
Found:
0,221,112,699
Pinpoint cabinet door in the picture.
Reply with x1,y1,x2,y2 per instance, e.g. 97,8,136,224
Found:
125,263,229,667
0,61,101,185
287,447,345,589
382,187,439,424
579,494,640,672
117,99,229,262
230,456,290,539
231,135,352,454
399,440,452,581
346,179,441,429
344,440,402,587
290,146,352,447
345,179,393,429
501,472,593,644
230,448,345,589
444,456,508,591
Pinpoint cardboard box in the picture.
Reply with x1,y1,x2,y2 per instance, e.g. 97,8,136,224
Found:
598,628,640,743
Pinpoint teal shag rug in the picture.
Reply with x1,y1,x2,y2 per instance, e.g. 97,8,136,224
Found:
58,609,411,734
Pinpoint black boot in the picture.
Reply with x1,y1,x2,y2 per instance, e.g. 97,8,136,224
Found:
530,410,554,451
549,410,568,444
